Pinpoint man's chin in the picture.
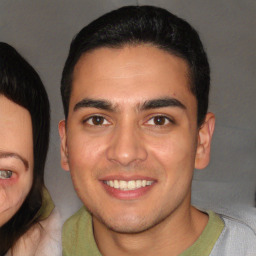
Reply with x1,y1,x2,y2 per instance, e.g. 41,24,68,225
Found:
93,214,161,234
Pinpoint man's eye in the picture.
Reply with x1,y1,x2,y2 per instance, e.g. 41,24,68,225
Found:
0,170,13,179
146,116,173,126
84,116,110,126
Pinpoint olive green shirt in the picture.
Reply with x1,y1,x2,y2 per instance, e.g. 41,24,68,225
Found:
35,186,55,221
62,207,224,256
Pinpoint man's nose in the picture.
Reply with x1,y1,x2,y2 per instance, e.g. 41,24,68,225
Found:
106,123,148,166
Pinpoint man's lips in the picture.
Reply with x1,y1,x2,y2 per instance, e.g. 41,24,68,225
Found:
103,179,154,191
100,176,157,199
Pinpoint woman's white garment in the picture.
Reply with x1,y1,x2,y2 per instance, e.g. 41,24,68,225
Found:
5,208,61,256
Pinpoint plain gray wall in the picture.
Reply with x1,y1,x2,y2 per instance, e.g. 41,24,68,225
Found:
0,0,255,222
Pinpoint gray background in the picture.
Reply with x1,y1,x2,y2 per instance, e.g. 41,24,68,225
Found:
0,0,255,222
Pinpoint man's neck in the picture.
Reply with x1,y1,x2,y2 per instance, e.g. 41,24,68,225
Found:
93,206,208,256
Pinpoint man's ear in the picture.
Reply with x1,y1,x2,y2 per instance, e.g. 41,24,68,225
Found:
195,112,215,170
58,120,70,171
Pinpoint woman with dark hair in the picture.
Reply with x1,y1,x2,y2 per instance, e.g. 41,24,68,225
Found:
0,42,61,255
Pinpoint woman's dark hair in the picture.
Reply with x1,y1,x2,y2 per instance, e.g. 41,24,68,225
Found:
0,42,50,255
61,5,210,126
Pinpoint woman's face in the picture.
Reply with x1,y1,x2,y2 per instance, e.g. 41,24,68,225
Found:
0,95,34,227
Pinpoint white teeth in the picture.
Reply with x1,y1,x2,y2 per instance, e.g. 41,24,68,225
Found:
128,180,135,189
120,180,127,189
104,180,154,191
114,180,119,189
136,180,141,187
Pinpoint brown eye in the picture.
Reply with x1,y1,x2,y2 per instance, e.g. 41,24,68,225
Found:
84,115,111,126
145,115,174,127
153,116,167,125
91,116,104,125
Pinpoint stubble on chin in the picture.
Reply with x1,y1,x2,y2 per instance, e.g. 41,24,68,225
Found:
91,205,173,235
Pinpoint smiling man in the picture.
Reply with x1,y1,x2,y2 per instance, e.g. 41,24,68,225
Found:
59,6,256,256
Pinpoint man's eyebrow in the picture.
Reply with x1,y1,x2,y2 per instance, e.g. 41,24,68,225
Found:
74,99,115,112
0,151,29,170
141,97,186,110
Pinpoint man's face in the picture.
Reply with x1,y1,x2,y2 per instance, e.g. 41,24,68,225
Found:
60,45,212,233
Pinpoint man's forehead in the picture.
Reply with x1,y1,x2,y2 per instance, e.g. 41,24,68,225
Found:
70,45,195,112
73,45,190,79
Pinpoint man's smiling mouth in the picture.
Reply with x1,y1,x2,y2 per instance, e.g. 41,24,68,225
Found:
103,180,154,191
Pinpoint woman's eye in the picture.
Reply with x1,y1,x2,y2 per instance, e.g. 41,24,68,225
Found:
85,116,110,126
0,170,13,179
146,116,173,126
